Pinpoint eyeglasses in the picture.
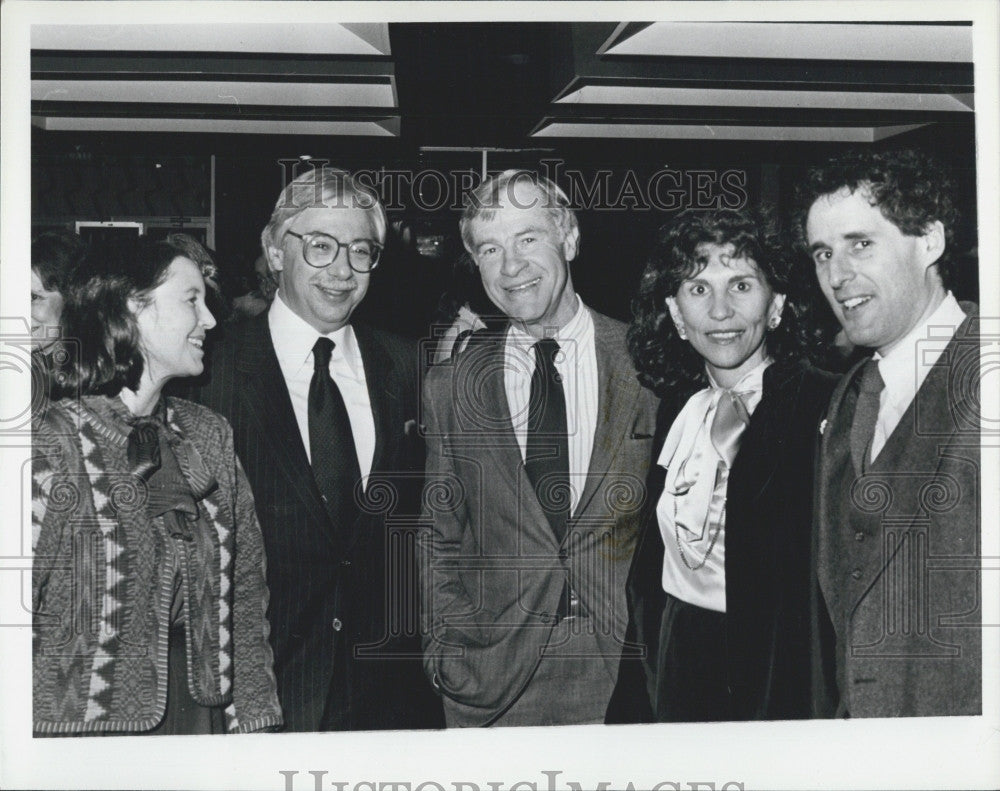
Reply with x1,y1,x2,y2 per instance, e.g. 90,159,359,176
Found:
285,231,382,273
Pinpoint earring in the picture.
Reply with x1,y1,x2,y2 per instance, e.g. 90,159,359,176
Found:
675,324,688,340
768,314,782,330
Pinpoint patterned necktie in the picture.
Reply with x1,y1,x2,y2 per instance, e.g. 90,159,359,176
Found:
524,338,569,545
710,389,751,468
309,337,363,529
850,358,885,473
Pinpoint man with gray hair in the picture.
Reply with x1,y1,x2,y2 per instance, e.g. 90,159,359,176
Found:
419,170,658,726
194,167,441,731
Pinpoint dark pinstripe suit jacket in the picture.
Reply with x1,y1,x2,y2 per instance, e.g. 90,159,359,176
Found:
192,313,443,731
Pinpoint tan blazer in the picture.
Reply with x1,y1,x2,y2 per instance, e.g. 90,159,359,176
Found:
419,310,659,726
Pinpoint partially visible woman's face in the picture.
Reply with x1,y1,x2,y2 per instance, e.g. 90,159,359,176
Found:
133,256,217,386
30,269,65,352
667,242,785,389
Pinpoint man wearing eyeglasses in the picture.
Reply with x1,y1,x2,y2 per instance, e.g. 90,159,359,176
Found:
193,167,442,731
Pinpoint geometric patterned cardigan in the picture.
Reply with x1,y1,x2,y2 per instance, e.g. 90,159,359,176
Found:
32,394,283,734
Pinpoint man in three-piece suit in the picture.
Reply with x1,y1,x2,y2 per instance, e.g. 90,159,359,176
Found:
194,167,441,731
419,170,659,726
799,148,981,717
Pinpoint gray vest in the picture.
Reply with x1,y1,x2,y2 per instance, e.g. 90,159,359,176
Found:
817,319,981,717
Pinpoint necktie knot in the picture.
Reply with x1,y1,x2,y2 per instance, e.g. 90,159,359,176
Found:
313,337,335,370
858,358,885,394
533,338,561,370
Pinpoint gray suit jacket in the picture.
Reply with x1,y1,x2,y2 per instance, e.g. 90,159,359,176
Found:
419,310,659,726
814,305,981,717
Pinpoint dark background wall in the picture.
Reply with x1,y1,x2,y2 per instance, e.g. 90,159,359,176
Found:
31,119,979,340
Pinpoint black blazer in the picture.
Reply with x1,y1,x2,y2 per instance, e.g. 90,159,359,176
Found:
607,359,837,722
191,314,442,731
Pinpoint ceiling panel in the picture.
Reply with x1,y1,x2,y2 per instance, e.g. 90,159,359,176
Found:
601,22,972,63
532,122,930,142
28,22,976,145
555,86,974,113
32,116,400,136
31,22,398,136
534,22,975,142
31,23,391,56
32,79,396,108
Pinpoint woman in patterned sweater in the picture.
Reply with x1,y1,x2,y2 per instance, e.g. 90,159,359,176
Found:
32,237,282,735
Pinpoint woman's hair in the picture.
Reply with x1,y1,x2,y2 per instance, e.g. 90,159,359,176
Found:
627,207,823,398
31,229,87,292
52,236,214,398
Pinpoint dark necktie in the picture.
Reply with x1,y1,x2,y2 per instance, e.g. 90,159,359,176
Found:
525,338,570,545
309,337,363,529
850,358,885,474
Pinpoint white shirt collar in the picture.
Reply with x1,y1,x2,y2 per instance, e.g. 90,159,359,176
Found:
268,289,361,378
507,294,588,349
706,356,772,395
873,291,966,389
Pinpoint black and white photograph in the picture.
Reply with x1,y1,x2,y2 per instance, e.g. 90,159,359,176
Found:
1,2,998,789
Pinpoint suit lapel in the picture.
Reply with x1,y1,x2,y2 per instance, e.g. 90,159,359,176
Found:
236,315,337,544
815,362,859,615
869,314,973,476
461,336,532,498
573,311,641,518
354,323,398,477
631,395,684,595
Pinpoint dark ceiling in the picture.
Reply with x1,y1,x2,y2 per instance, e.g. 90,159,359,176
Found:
26,20,982,331
31,21,975,165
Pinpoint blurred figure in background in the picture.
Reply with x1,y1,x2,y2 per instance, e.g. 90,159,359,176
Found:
230,253,277,321
430,252,505,364
30,230,86,407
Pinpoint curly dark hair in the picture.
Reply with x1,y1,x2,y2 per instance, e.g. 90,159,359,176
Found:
52,236,215,399
792,148,960,289
627,208,823,398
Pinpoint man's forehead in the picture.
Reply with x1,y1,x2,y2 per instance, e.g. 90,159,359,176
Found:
810,183,880,212
288,205,372,231
469,192,556,233
807,185,885,232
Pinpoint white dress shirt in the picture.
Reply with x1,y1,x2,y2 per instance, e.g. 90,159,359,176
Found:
504,296,598,516
869,292,966,461
655,358,771,613
268,290,376,482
